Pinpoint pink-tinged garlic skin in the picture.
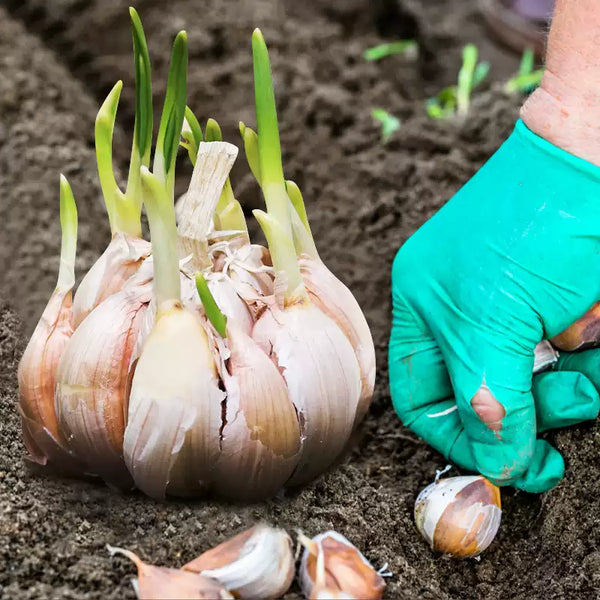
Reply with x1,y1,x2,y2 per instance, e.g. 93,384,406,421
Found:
55,284,152,487
299,531,385,600
72,233,151,327
214,325,301,500
18,288,81,470
414,475,502,558
252,303,361,486
299,257,375,427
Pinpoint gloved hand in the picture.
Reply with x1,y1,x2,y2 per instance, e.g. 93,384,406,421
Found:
389,119,600,493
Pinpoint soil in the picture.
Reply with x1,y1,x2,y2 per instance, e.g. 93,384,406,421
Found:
1,0,599,599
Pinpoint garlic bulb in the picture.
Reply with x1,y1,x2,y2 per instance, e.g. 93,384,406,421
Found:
18,176,81,471
56,282,152,487
299,531,386,600
183,524,295,599
107,545,233,600
414,475,502,558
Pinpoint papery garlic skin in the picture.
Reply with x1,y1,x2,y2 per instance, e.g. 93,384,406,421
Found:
18,288,79,468
184,524,295,600
73,233,151,327
214,325,301,500
299,257,375,426
207,274,254,336
55,283,152,487
253,303,361,486
108,545,234,600
124,302,224,499
414,475,502,558
299,531,385,600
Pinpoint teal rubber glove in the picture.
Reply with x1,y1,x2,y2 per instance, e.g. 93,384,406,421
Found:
389,119,600,493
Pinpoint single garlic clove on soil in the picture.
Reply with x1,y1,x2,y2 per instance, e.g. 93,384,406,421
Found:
123,302,224,499
299,531,386,600
299,256,376,426
414,475,502,558
107,545,233,600
183,523,295,599
72,232,151,327
55,283,152,487
252,303,362,486
213,323,301,500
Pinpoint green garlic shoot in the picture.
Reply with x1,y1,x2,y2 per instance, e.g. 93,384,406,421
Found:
363,40,417,61
505,47,544,94
195,273,227,337
371,108,401,142
180,106,203,166
57,175,78,291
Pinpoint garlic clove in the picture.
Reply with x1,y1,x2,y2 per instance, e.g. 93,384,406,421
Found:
299,257,376,428
107,545,233,600
55,283,152,487
207,274,254,336
299,531,385,600
253,303,362,486
551,301,600,351
124,303,224,499
213,324,301,500
414,475,502,558
18,175,81,471
183,523,295,599
72,232,151,327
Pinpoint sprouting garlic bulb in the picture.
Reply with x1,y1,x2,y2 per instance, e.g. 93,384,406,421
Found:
414,475,502,558
55,282,152,487
107,545,234,600
72,233,151,327
299,531,386,600
18,176,81,471
183,524,295,599
253,303,362,486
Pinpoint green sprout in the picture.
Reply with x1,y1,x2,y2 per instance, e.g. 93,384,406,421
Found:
195,274,227,338
426,44,489,120
505,47,544,94
363,40,417,61
371,108,401,142
57,175,78,291
180,106,203,165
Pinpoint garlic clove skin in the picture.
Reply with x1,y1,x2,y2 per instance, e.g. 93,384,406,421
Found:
207,274,254,336
299,257,376,427
124,302,224,499
107,545,233,600
55,283,152,487
252,303,362,486
414,475,502,558
18,287,81,470
183,523,295,600
72,232,151,327
299,531,385,600
551,301,600,351
213,324,301,500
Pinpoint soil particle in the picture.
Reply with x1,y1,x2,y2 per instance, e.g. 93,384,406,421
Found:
1,0,600,599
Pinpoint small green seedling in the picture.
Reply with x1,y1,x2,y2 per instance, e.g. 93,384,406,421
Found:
363,40,417,61
371,109,401,143
505,47,544,94
426,44,489,119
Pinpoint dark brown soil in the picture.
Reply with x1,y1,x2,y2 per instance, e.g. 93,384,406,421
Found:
1,1,599,599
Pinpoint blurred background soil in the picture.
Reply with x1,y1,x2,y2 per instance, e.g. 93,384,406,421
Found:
1,1,599,598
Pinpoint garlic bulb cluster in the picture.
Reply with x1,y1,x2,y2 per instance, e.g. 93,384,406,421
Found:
298,531,386,600
17,11,374,501
414,475,502,558
109,524,384,600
